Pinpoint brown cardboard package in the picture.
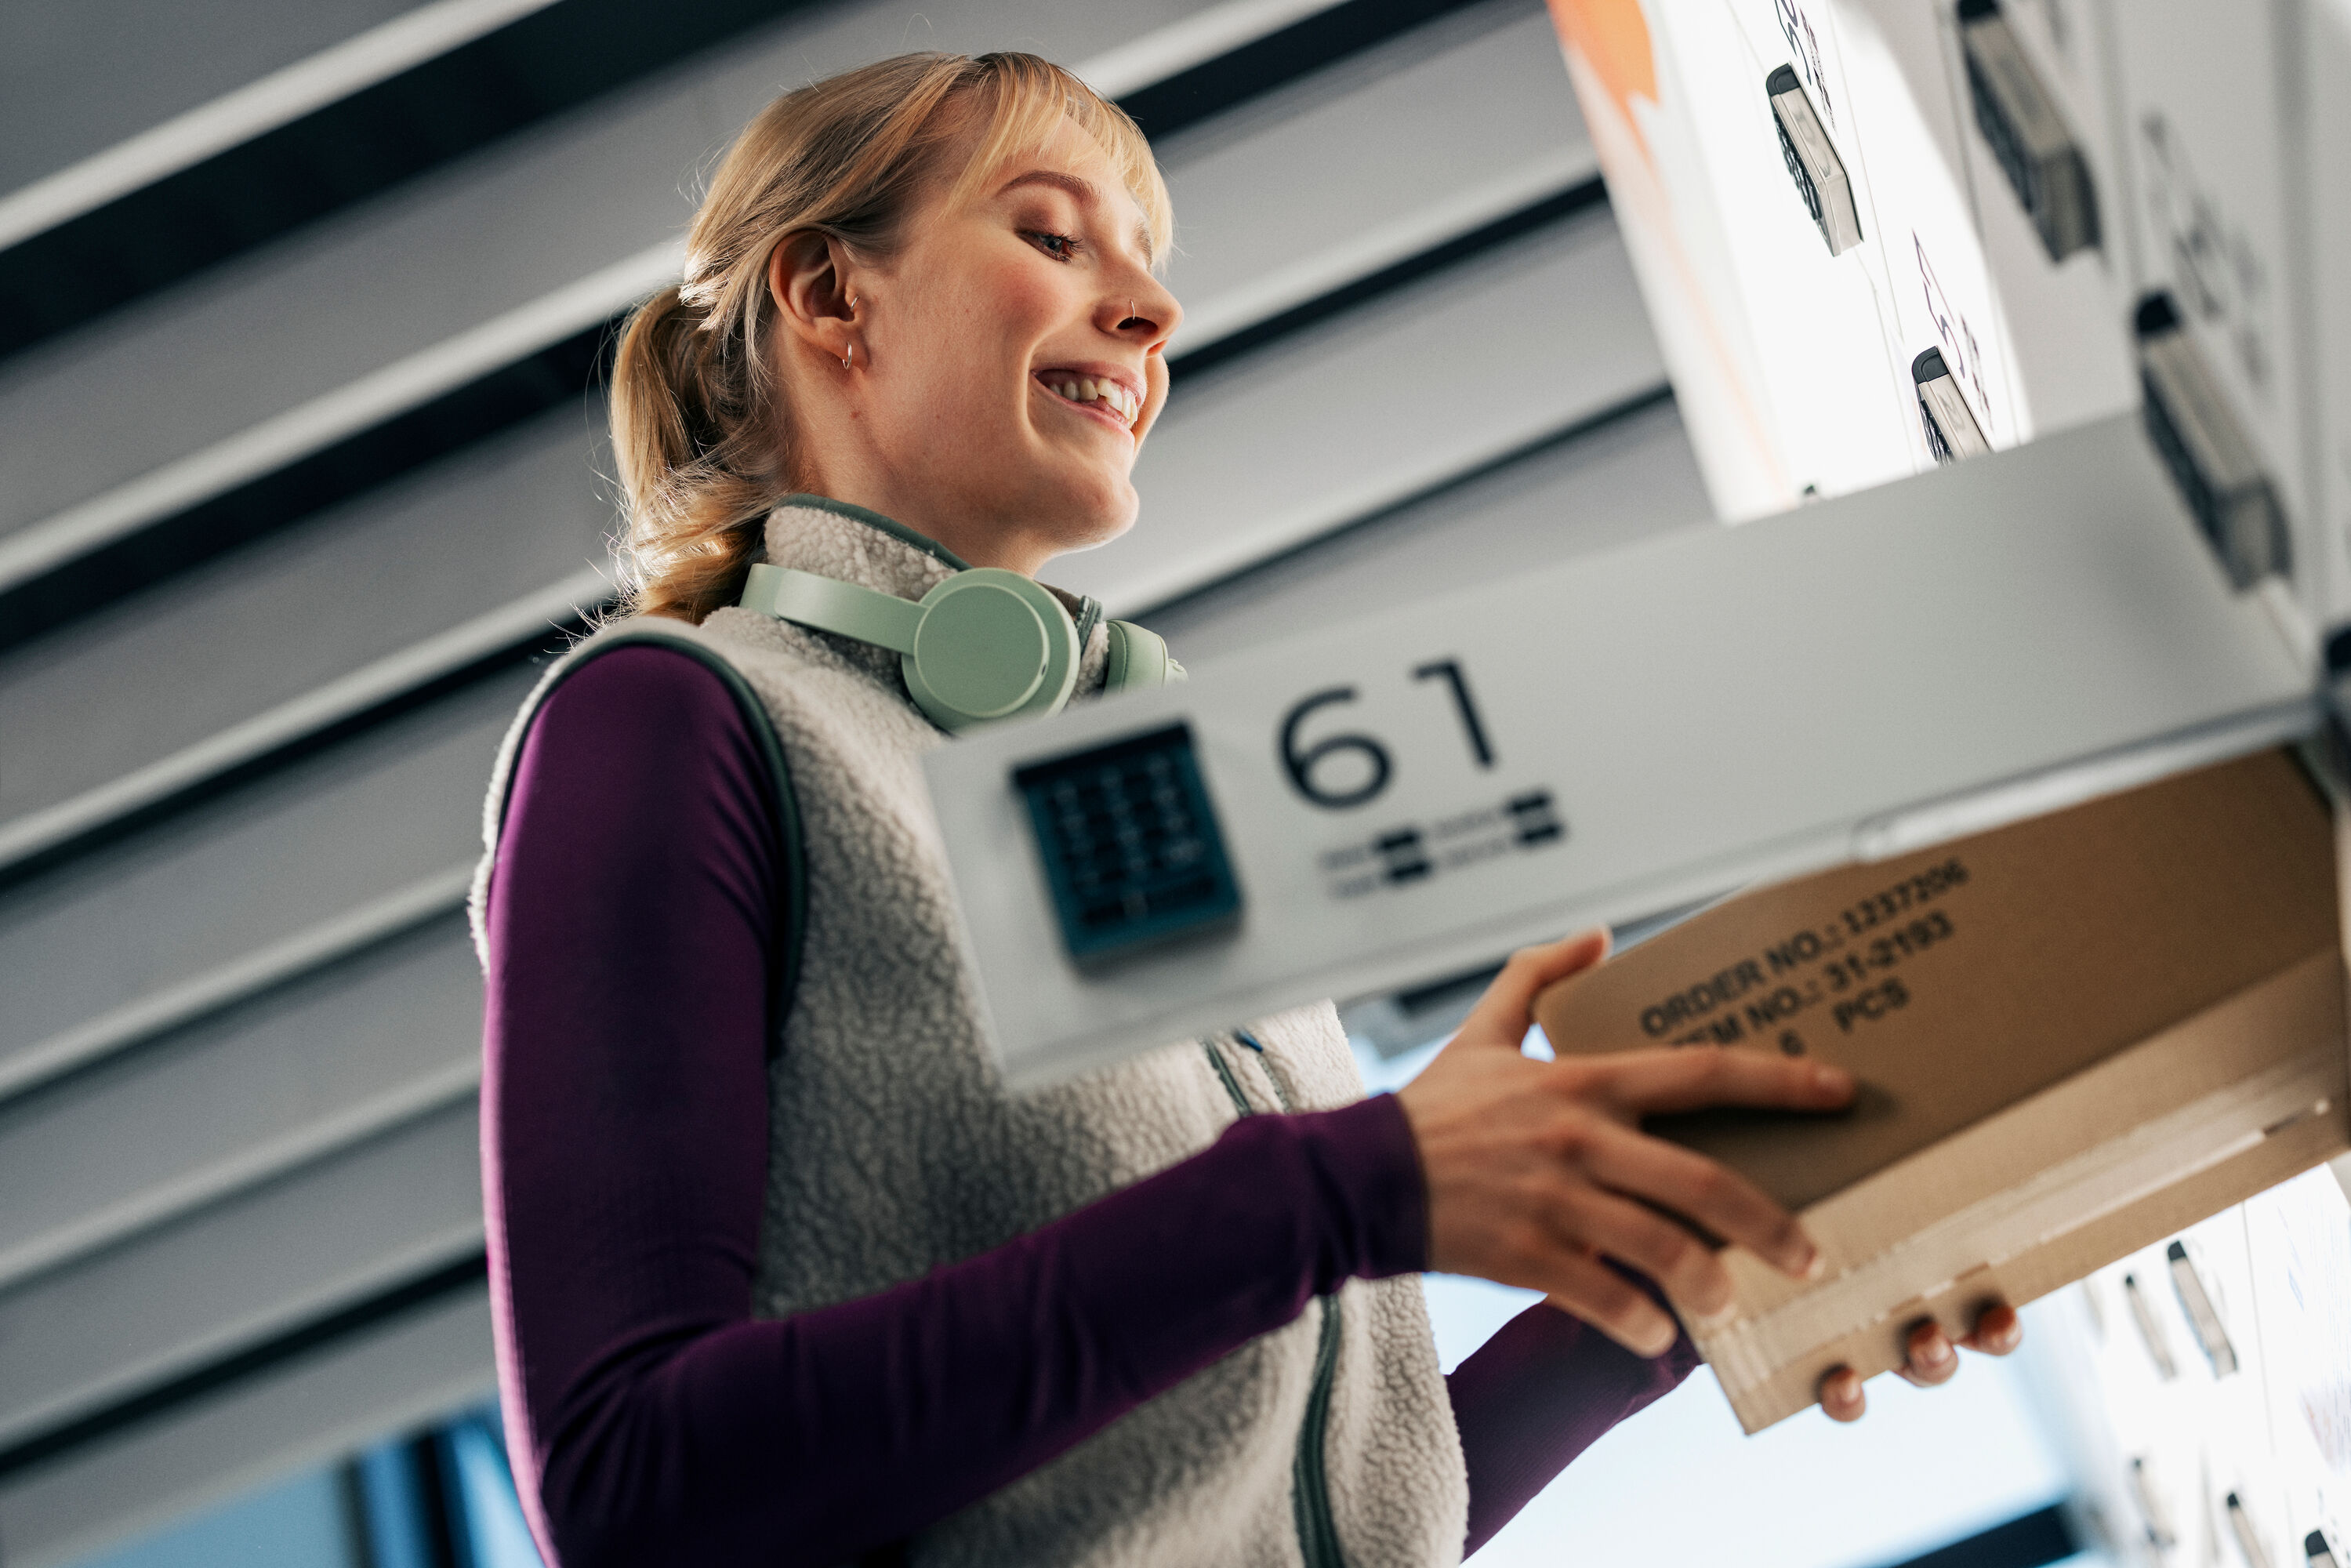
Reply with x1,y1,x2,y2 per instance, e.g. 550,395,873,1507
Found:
1531,749,2349,1432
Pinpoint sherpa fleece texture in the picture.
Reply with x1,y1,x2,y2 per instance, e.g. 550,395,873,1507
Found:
472,499,1469,1566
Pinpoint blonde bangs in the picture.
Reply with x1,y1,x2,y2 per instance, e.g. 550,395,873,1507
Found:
943,55,1174,267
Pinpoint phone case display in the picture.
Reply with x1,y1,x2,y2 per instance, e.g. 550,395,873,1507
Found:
1955,0,2097,261
1851,0,2139,444
1767,64,1864,254
2247,1168,2351,1564
1546,0,1919,519
2030,1174,2351,1566
2085,1250,2206,1566
2110,0,2318,658
1830,0,2033,461
2183,1210,2298,1568
1915,347,1990,461
2136,290,2296,593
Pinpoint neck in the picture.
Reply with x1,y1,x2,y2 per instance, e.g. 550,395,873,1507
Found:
793,462,1055,577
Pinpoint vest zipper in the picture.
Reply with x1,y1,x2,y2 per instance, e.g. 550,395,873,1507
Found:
1199,1036,1349,1568
1292,1294,1346,1568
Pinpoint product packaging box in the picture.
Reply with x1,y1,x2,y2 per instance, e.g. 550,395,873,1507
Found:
1531,749,2348,1432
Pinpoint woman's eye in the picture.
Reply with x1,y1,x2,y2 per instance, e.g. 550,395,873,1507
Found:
1026,230,1079,260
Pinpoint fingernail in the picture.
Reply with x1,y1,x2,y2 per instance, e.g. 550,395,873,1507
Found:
1801,1244,1827,1280
1812,1063,1853,1095
1693,1298,1740,1330
1919,1335,1955,1370
1641,1326,1679,1358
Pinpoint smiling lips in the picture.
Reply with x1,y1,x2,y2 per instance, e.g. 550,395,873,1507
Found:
1038,372,1141,427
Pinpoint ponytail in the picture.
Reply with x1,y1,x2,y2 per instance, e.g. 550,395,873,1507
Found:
611,284,779,622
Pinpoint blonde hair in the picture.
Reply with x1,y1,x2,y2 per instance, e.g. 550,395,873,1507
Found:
611,52,1173,622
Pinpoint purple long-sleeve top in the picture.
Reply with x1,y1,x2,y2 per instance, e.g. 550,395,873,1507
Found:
480,644,1697,1567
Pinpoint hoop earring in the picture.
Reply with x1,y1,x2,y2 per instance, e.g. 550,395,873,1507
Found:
842,342,852,371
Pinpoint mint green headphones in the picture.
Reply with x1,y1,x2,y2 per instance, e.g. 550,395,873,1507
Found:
739,561,1181,732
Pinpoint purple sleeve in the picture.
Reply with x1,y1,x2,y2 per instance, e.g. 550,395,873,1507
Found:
480,645,1430,1568
1447,1305,1700,1553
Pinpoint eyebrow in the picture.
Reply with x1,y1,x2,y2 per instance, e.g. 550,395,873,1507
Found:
996,168,1156,264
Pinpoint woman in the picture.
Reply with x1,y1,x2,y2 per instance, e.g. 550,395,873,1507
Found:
473,51,2018,1567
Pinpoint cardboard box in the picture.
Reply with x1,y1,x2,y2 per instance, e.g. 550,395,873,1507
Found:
1532,749,2348,1432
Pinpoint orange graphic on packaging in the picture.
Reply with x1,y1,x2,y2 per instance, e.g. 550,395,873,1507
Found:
1546,0,1657,158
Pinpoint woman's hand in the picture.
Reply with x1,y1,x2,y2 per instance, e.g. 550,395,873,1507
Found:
1817,1305,2025,1421
1396,931,1854,1357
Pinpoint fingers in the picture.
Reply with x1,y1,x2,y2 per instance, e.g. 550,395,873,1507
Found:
1595,1047,1855,1117
1897,1319,1960,1387
1453,931,1611,1050
1554,1186,1736,1321
1819,1366,1866,1422
1898,1304,2021,1385
1577,1121,1820,1279
1536,1248,1682,1358
1961,1302,2023,1356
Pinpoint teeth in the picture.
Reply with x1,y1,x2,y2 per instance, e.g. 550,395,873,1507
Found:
1044,376,1138,425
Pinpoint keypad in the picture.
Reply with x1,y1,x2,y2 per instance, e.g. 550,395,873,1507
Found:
1014,724,1242,964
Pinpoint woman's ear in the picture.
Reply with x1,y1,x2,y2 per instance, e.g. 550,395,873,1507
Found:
767,232,858,367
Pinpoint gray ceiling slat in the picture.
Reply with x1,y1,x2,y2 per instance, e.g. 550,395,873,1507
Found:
0,0,1258,557
0,1287,495,1568
1063,204,1663,612
0,917,480,1294
0,671,528,1075
0,0,1579,627
1158,5,1586,350
1148,393,1707,659
0,405,611,833
0,1100,481,1454
0,0,449,205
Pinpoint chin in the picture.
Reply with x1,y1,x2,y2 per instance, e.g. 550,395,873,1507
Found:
1035,472,1139,556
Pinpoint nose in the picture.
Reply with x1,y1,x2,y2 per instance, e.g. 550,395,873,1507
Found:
1101,271,1181,351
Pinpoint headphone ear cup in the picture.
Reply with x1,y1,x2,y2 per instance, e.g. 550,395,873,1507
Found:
1104,621,1181,692
902,570,1080,731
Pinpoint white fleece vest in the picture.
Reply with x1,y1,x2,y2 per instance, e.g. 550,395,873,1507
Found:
473,499,1468,1566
